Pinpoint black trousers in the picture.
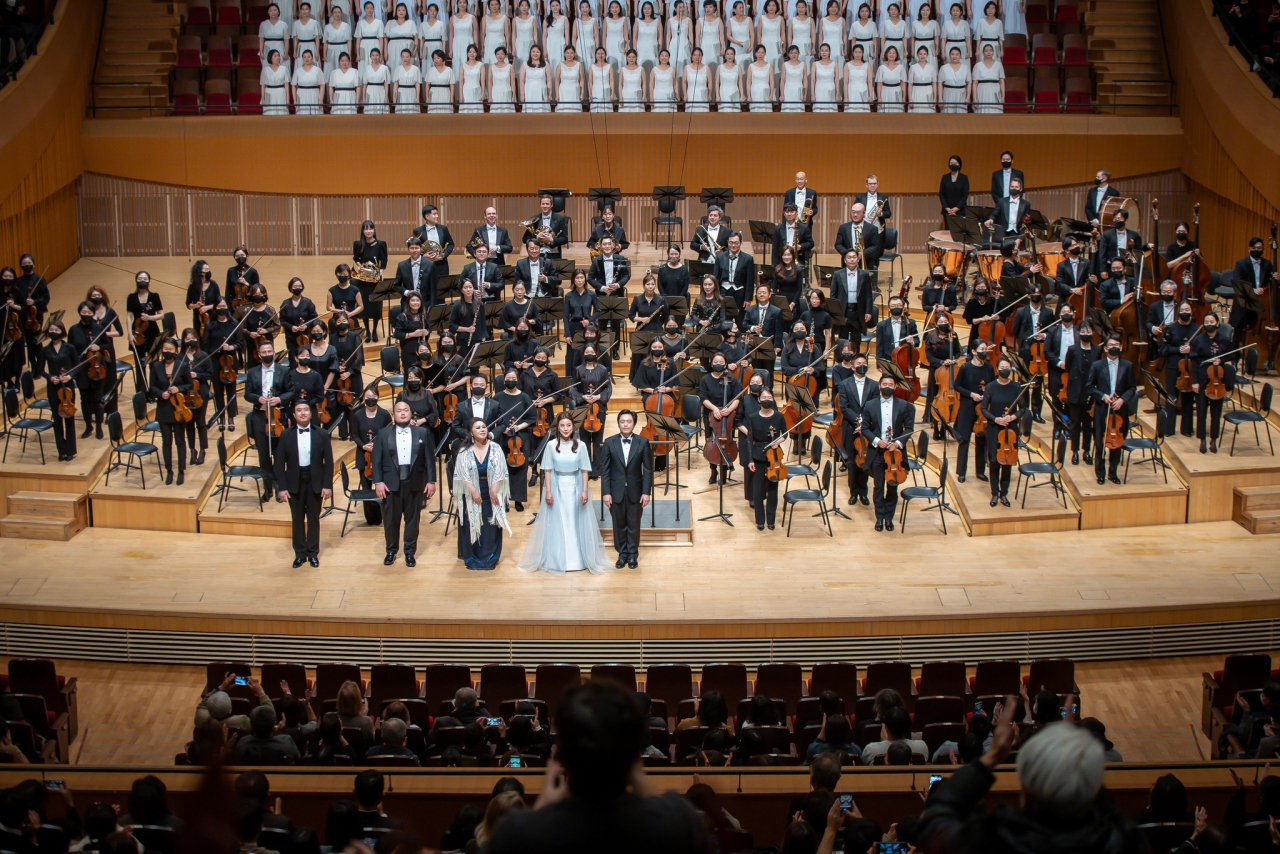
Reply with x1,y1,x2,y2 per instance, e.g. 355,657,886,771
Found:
1196,393,1226,441
1028,381,1044,417
210,375,238,425
1067,402,1093,453
609,493,642,559
184,404,209,453
582,427,604,476
288,468,322,559
955,430,986,478
743,461,756,504
869,453,898,521
50,408,76,458
845,447,868,498
988,462,1012,497
750,464,779,526
158,421,187,472
384,484,423,556
24,329,43,376
246,410,276,488
1,345,22,388
1093,411,1127,478
77,381,105,428
1166,388,1196,436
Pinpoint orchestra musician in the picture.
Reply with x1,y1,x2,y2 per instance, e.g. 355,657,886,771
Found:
740,284,784,350
691,206,730,262
397,362,442,436
1001,236,1041,280
1085,169,1120,229
274,399,334,568
962,279,1005,349
426,334,470,446
330,314,365,440
393,292,430,370
393,238,433,309
983,178,1030,248
980,354,1027,507
854,175,891,231
373,400,439,567
1054,236,1093,314
459,243,506,304
495,367,534,511
939,155,969,221
830,249,875,345
740,388,787,531
1158,300,1204,438
448,280,488,354
1146,279,1179,345
797,289,834,371
699,353,742,485
1062,321,1100,466
1166,221,1199,263
450,373,502,453
587,205,630,253
921,264,958,315
202,298,242,433
953,340,995,483
836,351,876,505
771,203,814,267
40,319,78,462
149,336,195,486
245,339,292,502
284,344,326,420
352,220,389,342
1086,332,1137,486
68,302,108,441
784,172,817,226
85,285,124,420
922,310,959,441
327,265,363,338
501,283,542,339
410,204,455,304
714,233,755,310
468,206,514,266
519,347,561,484
690,274,729,341
861,372,915,531
1229,236,1278,351
781,321,819,455
588,236,630,353
526,194,569,260
990,150,1024,204
1,269,25,390
1044,306,1079,418
225,247,261,308
352,387,392,525
1011,285,1053,422
515,239,561,298
185,260,221,335
126,271,164,386
279,277,319,356
834,203,882,270
179,329,212,466
1194,312,1235,454
773,246,805,310
502,319,539,375
572,344,612,478
1097,208,1149,277
875,295,918,363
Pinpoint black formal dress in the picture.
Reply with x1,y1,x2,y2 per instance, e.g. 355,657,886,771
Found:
352,403,392,524
980,378,1027,499
938,171,969,219
572,363,612,476
953,359,995,479
741,408,788,527
495,389,534,503
600,432,653,561
274,423,335,561
40,340,79,458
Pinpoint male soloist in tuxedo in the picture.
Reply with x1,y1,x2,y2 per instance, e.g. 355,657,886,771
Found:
836,353,876,505
861,374,915,531
834,203,883,269
784,172,817,225
691,206,730,262
514,239,560,297
274,401,335,567
714,233,755,309
990,151,1025,203
1086,334,1137,485
527,195,569,259
459,244,505,303
1085,169,1121,228
984,178,1031,247
373,400,438,567
468,206,513,266
772,203,815,266
394,239,433,309
600,410,652,569
831,249,875,343
244,340,293,500
410,204,455,300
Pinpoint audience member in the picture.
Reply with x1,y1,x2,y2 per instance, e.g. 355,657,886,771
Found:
365,718,420,765
186,718,229,765
805,714,859,764
432,687,492,733
291,827,322,854
1225,769,1280,837
1175,807,1229,854
235,771,294,833
0,722,27,764
195,675,273,735
1221,682,1279,758
440,804,483,852
1135,773,1192,824
858,708,927,765
634,692,667,730
354,770,403,830
483,680,707,854
685,782,742,831
0,787,32,852
277,681,318,750
1082,718,1123,762
232,705,302,765
886,741,913,765
675,691,735,737
473,791,527,848
491,777,525,797
118,776,184,832
78,802,122,851
323,800,363,852
234,798,275,854
931,710,993,763
308,712,358,765
336,681,376,744
788,752,842,820
781,818,821,854
741,694,782,729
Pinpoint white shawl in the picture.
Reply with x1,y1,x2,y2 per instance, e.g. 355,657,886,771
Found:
453,443,513,542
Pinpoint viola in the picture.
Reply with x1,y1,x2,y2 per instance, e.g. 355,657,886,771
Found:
584,383,603,433
764,428,787,482
131,316,147,347
852,417,868,468
883,443,908,485
267,402,285,437
23,304,40,333
1176,354,1194,393
1104,410,1125,450
995,409,1019,467
316,397,331,425
172,391,193,423
506,420,526,467
336,370,355,406
231,281,249,310
1028,339,1049,377
441,388,459,423
974,380,988,433
1205,360,1227,401
87,348,107,382
189,378,204,409
363,429,375,479
533,405,550,438
217,352,237,384
1058,368,1069,403
3,306,21,342
56,381,76,418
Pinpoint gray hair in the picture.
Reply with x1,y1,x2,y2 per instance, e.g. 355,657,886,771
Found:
205,691,232,719
455,686,479,713
1016,722,1105,817
382,717,408,746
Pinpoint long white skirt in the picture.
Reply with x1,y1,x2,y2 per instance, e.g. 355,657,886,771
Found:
517,471,612,574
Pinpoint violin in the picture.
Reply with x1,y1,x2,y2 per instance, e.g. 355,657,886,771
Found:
363,429,375,479
172,390,193,423
131,316,147,347
441,387,459,423
1104,410,1125,450
231,281,249,310
533,405,550,438
1205,359,1227,401
584,394,604,433
826,388,845,449
883,443,908,485
188,378,203,409
852,419,868,468
764,427,787,482
87,348,107,382
1175,326,1202,394
505,419,526,467
3,305,21,342
316,396,331,425
996,409,1019,466
23,303,40,333
218,351,237,384
267,402,285,438
56,381,76,419
974,380,988,433
1028,339,1048,377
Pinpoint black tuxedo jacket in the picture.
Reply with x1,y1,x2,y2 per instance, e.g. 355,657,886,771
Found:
372,423,437,491
469,225,513,265
690,222,732,260
526,213,569,256
772,222,814,266
410,224,456,268
854,191,891,223
1086,357,1137,406
600,433,653,502
989,197,1031,236
1085,185,1120,224
860,396,915,469
1011,305,1054,355
875,316,919,361
1233,256,1277,289
393,257,432,305
836,373,877,449
448,396,502,447
273,425,335,494
515,255,560,297
1098,276,1139,312
459,260,504,302
1054,255,1090,302
714,251,756,299
834,220,882,266
1098,228,1143,270
244,362,292,410
990,167,1025,203
830,268,875,325
784,186,817,217
587,221,630,252
588,255,632,294
738,302,784,349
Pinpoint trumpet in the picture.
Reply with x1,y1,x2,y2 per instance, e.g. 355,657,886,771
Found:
695,225,723,257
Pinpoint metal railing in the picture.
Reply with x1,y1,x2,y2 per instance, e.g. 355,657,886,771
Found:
1211,0,1280,97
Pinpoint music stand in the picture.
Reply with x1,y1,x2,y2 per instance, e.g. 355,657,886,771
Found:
647,411,689,515
530,297,561,338
425,303,452,334
968,205,995,223
690,334,724,366
749,339,776,370
552,258,577,280
483,301,505,332
1026,209,1052,239
696,410,735,526
652,185,687,249
749,220,776,255
700,187,735,213
473,339,508,384
814,264,839,293
370,275,399,303
689,260,716,280
665,296,690,322
630,329,659,355
588,187,622,213
535,333,560,354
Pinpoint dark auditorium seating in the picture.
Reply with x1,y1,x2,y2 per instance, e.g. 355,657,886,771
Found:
1202,652,1271,736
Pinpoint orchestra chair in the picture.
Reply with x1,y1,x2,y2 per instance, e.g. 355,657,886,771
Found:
205,78,233,114
236,35,262,69
786,434,822,488
680,392,704,459
1025,0,1050,25
1015,407,1068,507
1062,33,1089,65
380,345,405,389
782,459,834,537
1123,404,1170,483
235,69,263,113
1137,823,1194,854
905,431,928,486
337,463,377,535
1031,33,1058,66
477,663,529,708
916,661,968,698
1003,34,1029,67
3,373,51,464
246,1,271,26
898,455,948,533
1229,338,1257,411
185,0,213,28
205,34,234,68
1032,66,1061,112
105,411,161,488
1004,75,1029,113
215,435,265,510
1054,0,1081,23
1064,77,1092,113
131,390,162,445
1224,381,1274,456
214,0,243,26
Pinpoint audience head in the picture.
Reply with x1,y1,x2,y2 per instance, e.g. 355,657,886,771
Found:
382,717,408,747
748,694,780,727
463,722,487,751
1147,773,1188,821
292,828,322,854
492,776,525,797
474,791,526,847
823,714,853,746
874,688,904,720
882,707,911,741
249,704,278,739
554,680,647,799
83,802,119,843
809,752,842,791
127,775,172,825
319,712,344,746
802,789,836,838
234,797,265,844
957,731,986,763
353,769,386,810
506,716,535,751
324,800,362,850
337,681,364,717
1032,690,1062,725
383,701,410,725
235,770,272,808
442,804,484,851
818,690,841,718
697,691,730,728
1016,722,1105,819
686,783,732,832
886,741,913,766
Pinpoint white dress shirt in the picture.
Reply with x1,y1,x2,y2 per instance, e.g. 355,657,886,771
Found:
602,256,615,283
1058,327,1075,362
409,258,421,291
619,433,632,464
879,396,895,441
1117,229,1128,249
424,224,439,244
395,425,413,464
1005,197,1019,232
891,318,905,345
296,427,312,466
1254,257,1263,285
1107,357,1119,393
261,366,274,400
1001,168,1012,195
486,224,499,250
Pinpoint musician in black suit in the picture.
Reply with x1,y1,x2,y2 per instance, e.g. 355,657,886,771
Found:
600,410,652,569
984,179,1030,246
393,239,433,309
468,207,514,266
587,237,631,296
861,373,915,531
836,353,876,504
244,339,293,501
514,239,560,298
449,374,503,451
691,206,730,262
784,172,817,225
1099,259,1139,312
1011,287,1054,420
1062,321,1100,465
990,151,1024,203
372,400,439,567
1054,237,1093,311
874,296,919,362
714,234,755,309
149,337,195,486
458,244,505,303
830,250,875,343
1146,279,1179,343
1086,333,1138,485
1085,169,1121,227
526,194,569,259
274,401,335,567
1229,236,1278,350
771,203,815,267
739,283,785,350
586,205,630,252
1097,209,1149,276
224,246,260,305
834,204,883,269
1044,307,1080,416
854,175,891,226
352,388,392,524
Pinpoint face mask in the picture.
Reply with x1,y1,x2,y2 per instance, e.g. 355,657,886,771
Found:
365,398,378,407
236,257,248,267
666,327,677,335
750,383,762,393
584,354,598,363
336,323,349,333
441,344,454,353
1162,293,1175,303
759,399,774,410
1002,161,1012,168
975,289,988,298
793,331,806,340
137,282,148,289
534,359,547,368
1112,271,1124,280
1205,324,1218,333
291,287,303,295
1251,249,1264,259
471,386,485,397
516,329,529,340
185,340,198,349
890,307,903,316
261,354,274,365
1176,231,1188,239
1108,346,1121,356
407,380,422,390
1030,295,1042,304
1069,246,1082,256
841,352,853,362
504,379,518,389
1010,188,1021,197
651,350,663,360
711,363,725,373
217,309,229,318
20,264,33,274
49,330,64,340
337,274,350,284
976,351,988,361
203,271,212,281
997,367,1011,378
949,163,959,172
1094,177,1103,186
90,295,104,306
879,386,895,398
1179,312,1193,323
854,364,868,376
938,323,950,332
1062,315,1075,325
251,294,266,304
79,315,92,325
162,351,176,362
296,357,311,367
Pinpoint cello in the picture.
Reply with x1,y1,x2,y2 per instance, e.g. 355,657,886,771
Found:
704,374,751,469
640,357,683,457
931,312,961,425
891,293,922,403
783,342,839,437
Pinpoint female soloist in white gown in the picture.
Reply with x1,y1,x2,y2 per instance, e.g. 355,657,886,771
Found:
517,431,612,575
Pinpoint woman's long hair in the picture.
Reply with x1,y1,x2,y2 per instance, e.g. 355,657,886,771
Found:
553,410,580,452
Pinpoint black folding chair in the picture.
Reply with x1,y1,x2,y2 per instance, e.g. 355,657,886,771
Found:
782,460,833,537
899,456,948,533
104,411,161,487
214,435,265,511
338,462,380,536
1225,382,1274,456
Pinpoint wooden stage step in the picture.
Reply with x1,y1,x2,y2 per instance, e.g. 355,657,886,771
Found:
1232,486,1280,534
0,491,88,541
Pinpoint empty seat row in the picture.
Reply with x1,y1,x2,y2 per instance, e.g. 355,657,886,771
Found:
177,34,262,70
185,0,274,29
173,78,262,115
1002,33,1090,68
0,658,78,764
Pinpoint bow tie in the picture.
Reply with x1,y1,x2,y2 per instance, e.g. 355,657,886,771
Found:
298,427,310,434
621,437,631,444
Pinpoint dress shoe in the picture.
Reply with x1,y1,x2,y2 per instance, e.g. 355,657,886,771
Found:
1181,431,1194,438
95,425,103,440
757,524,764,530
1199,439,1207,454
195,450,205,465
384,551,397,565
292,557,305,568
1072,452,1079,465
1083,451,1093,465
616,556,627,568
190,450,199,466
767,523,775,530
999,495,1010,507
885,519,893,531
260,491,272,504
957,474,966,483
859,493,870,506
848,495,857,505
1211,440,1218,453
838,462,847,472
165,470,174,485
1097,475,1105,485
627,559,638,568
529,471,540,487
1109,475,1122,485
309,557,319,567
275,493,284,503
405,555,416,567
990,496,999,507
228,423,235,432
709,471,718,484
176,471,184,486
515,502,524,512
975,472,988,482
81,426,92,439
1033,414,1045,424
588,474,599,481
875,518,884,531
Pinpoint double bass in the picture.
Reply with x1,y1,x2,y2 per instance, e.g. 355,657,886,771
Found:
891,279,921,403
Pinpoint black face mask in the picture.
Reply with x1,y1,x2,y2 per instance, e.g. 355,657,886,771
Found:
1107,346,1121,356
1205,324,1218,334
365,398,378,408
1002,161,1012,168
976,351,988,361
407,380,422,390
516,329,529,340
1010,188,1021,197
534,360,547,368
975,289,988,298
1030,295,1042,304
711,363,725,373
1176,232,1188,240
471,386,486,397
441,344,455,353
793,331,806,340
879,386,895,398
337,275,350,284
20,264,33,274
251,294,266,304
504,379,518,389
997,367,1011,378
890,307,903,316
1251,249,1264,259
136,282,148,290
296,357,311,368
651,350,664,360
1094,177,1103,186
336,323,349,333
854,364,868,376
1062,315,1075,325
665,327,678,335
1162,293,1175,303
1069,246,1082,256
584,354,598,363
90,295,104,306
291,287,303,296
1179,312,1193,323
217,309,229,318
185,340,198,349
949,163,959,172
236,257,248,267
1111,272,1125,281
840,352,853,362
203,271,213,281
79,315,92,325
312,331,326,341
162,351,176,361
759,399,774,410
750,383,762,394
261,354,274,365
49,330,64,340
938,323,950,332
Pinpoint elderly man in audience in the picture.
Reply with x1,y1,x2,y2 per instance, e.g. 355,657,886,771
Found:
232,705,302,765
431,687,493,734
365,718,421,765
195,674,273,736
